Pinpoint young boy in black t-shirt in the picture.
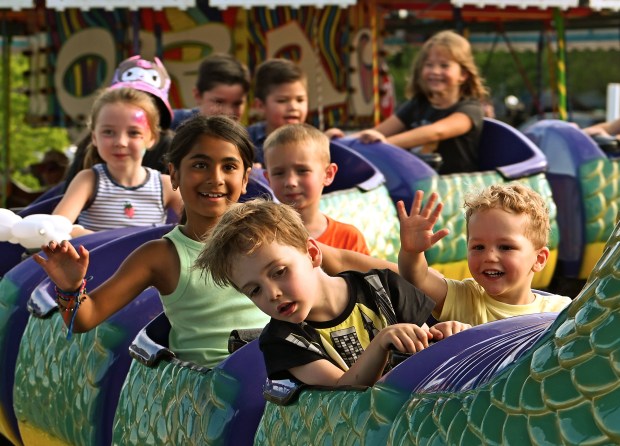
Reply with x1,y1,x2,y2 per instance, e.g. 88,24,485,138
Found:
196,199,469,387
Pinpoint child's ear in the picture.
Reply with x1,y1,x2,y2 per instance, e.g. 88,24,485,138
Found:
192,87,202,104
459,69,469,85
241,167,251,195
254,98,265,114
323,163,338,186
307,238,322,267
532,246,550,273
168,163,178,189
263,169,270,184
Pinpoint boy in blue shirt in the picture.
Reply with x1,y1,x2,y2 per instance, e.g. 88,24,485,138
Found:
247,58,308,165
171,53,250,128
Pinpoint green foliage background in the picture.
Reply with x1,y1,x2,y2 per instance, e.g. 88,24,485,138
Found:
2,46,618,191
1,54,70,189
388,47,620,117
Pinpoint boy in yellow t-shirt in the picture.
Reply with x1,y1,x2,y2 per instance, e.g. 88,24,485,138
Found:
397,182,571,325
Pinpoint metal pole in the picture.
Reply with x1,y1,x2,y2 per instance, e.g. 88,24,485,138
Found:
553,8,568,121
606,83,620,122
1,12,11,208
370,0,380,126
312,7,324,131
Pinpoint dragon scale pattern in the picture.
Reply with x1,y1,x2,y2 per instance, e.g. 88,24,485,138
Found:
257,223,620,445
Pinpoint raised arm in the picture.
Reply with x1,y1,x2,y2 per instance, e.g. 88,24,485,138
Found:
33,238,178,332
397,190,450,311
52,169,96,237
319,241,398,275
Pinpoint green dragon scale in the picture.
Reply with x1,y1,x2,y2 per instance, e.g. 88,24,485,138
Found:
256,222,620,445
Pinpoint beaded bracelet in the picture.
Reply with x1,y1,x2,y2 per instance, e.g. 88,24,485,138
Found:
54,276,92,340
55,280,86,310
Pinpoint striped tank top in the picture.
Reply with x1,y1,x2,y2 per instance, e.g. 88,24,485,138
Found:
78,163,166,231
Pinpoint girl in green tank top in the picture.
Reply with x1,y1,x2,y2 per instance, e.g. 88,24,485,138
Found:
35,115,266,367
35,115,398,367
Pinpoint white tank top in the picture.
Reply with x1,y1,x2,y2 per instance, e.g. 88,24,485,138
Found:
78,163,166,231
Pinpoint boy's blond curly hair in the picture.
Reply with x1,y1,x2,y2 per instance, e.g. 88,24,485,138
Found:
195,199,309,290
464,182,550,249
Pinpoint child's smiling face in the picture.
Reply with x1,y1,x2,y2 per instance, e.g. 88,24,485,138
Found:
421,45,467,99
258,81,308,134
467,208,549,305
92,102,155,168
169,134,250,232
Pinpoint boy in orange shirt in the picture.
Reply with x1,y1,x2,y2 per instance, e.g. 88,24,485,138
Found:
263,123,370,254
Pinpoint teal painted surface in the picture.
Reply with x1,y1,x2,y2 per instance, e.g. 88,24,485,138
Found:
256,223,620,445
579,158,620,244
256,384,409,445
0,277,20,364
319,185,400,262
113,360,242,445
13,312,127,445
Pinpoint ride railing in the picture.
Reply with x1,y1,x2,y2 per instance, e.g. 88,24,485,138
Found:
338,118,557,290
523,119,620,280
0,175,274,446
7,119,619,445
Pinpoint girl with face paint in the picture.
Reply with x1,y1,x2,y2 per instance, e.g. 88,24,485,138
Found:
51,87,183,237
35,114,401,367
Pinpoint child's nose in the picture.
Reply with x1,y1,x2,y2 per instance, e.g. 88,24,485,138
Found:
206,168,224,185
115,133,129,147
484,248,499,262
268,285,281,301
284,173,297,187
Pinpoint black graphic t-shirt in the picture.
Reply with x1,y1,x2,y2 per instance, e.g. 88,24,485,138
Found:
259,269,435,379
